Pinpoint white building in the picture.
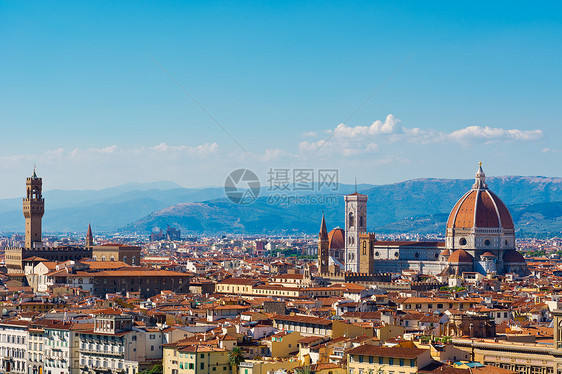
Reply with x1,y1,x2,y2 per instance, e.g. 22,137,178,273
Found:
44,321,81,374
0,320,30,374
79,313,149,374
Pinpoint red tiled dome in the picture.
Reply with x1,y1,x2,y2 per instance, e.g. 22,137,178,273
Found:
480,251,497,258
503,250,525,263
448,249,473,263
439,248,451,257
328,228,345,250
446,166,514,230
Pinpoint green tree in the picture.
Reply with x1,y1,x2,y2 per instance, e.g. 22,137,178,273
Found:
229,346,245,373
295,367,313,374
139,364,163,374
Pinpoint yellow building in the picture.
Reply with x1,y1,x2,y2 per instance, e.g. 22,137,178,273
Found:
91,244,141,266
264,331,303,358
252,284,302,298
332,320,374,339
238,360,300,374
216,278,260,295
398,297,478,313
346,345,432,374
163,341,231,374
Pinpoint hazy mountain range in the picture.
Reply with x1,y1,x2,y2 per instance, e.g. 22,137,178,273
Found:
0,176,560,238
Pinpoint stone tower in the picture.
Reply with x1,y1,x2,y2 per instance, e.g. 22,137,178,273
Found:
553,309,562,350
318,213,329,275
359,233,376,274
23,168,44,249
344,192,368,272
86,223,94,247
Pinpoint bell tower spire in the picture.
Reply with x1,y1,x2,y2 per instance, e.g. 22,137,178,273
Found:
86,223,94,247
23,168,45,249
318,213,329,275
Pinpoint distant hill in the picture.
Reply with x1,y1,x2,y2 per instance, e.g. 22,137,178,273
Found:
0,181,371,233
123,176,562,237
1,176,560,236
0,182,225,232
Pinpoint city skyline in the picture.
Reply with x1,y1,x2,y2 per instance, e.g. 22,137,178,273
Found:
1,1,561,198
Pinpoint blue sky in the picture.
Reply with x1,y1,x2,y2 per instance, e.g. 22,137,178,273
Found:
0,1,560,197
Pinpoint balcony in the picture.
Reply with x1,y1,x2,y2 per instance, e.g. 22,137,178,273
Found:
79,347,124,356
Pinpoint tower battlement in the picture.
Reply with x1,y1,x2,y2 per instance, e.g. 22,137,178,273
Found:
23,169,44,249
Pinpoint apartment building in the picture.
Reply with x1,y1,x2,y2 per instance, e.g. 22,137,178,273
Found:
78,313,145,374
163,341,231,374
346,345,433,374
0,319,30,374
43,321,81,374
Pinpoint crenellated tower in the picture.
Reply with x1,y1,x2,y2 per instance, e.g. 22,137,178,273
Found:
359,233,376,274
23,168,44,249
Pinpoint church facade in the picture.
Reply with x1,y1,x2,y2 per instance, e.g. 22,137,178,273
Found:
318,164,529,277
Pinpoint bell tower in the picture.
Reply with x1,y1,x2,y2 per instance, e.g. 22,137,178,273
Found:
318,213,329,275
86,223,94,247
344,192,368,272
23,168,44,249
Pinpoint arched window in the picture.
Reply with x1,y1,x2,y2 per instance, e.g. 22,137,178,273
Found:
362,241,367,255
360,215,364,227
132,256,136,266
348,212,355,227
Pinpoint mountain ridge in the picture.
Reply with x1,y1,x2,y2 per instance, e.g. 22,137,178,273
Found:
0,176,560,236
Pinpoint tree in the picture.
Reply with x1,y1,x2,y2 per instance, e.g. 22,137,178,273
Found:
229,346,245,373
139,364,163,374
295,367,313,374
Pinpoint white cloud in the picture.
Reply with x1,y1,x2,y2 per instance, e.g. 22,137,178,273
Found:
331,114,400,138
449,126,543,143
149,142,218,155
303,114,544,155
